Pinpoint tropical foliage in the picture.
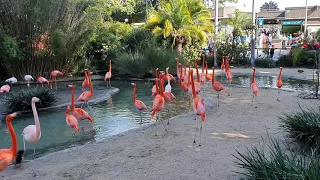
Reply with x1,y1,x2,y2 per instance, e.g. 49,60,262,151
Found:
145,0,214,55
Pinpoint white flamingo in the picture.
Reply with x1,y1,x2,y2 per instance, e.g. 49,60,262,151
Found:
5,77,17,90
165,67,172,93
24,75,34,87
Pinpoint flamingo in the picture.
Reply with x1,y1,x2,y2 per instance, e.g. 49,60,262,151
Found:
225,56,233,83
152,68,159,97
22,97,41,158
160,73,176,125
131,83,149,124
189,69,206,146
251,67,259,107
24,75,34,87
65,105,80,137
205,61,212,82
212,67,230,106
37,76,50,87
68,85,94,127
77,72,93,110
176,58,182,80
165,67,172,93
276,67,283,101
0,113,18,172
82,69,89,90
0,84,10,97
221,56,226,71
105,60,112,87
50,70,63,90
5,77,17,90
183,60,189,83
151,77,166,135
200,55,206,85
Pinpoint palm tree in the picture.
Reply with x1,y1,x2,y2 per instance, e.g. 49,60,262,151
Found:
145,0,213,55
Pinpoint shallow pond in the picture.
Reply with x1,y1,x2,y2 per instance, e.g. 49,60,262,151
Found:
0,75,315,158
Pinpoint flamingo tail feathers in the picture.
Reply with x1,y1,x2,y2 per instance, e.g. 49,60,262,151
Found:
201,113,206,122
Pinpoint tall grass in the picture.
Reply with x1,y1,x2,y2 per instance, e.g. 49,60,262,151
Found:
234,138,320,180
280,108,320,149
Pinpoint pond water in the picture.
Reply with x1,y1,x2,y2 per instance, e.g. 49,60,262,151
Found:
0,75,315,158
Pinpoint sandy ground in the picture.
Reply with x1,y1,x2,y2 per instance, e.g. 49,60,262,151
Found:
1,85,319,180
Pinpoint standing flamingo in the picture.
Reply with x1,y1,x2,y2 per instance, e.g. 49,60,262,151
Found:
50,70,63,90
212,67,230,106
68,85,94,127
82,69,89,90
0,113,18,172
152,68,159,97
165,67,172,92
77,72,93,110
131,83,149,124
37,76,50,87
276,67,283,101
151,77,166,135
24,75,34,87
251,67,259,107
0,84,10,97
105,60,112,87
225,56,233,83
65,105,80,137
221,56,226,71
189,69,206,146
22,97,41,158
160,73,176,125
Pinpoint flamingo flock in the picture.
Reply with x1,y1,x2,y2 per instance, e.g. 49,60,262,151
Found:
0,57,285,172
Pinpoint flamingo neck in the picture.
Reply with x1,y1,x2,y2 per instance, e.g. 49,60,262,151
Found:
71,87,75,112
195,62,200,82
50,76,54,89
155,69,158,79
166,69,170,85
252,70,256,83
7,118,17,154
89,75,93,94
202,60,204,74
226,57,230,72
155,78,159,94
206,63,208,75
179,69,183,86
212,68,215,83
133,86,136,103
109,62,112,73
32,101,41,136
278,69,282,80
160,77,164,96
190,72,197,99
222,57,225,64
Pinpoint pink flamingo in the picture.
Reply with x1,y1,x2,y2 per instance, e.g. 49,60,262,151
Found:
276,67,283,101
189,69,206,146
50,70,63,90
221,56,226,71
37,76,50,87
151,76,166,135
105,60,112,87
0,84,10,97
0,113,18,172
212,67,230,106
77,72,93,110
65,105,80,137
225,56,233,84
22,97,41,158
251,67,259,107
131,83,149,124
82,69,89,90
160,73,176,125
152,68,159,97
68,85,94,128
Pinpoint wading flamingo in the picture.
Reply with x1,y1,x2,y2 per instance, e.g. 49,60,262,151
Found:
105,60,112,87
24,75,34,87
65,105,80,137
68,85,94,127
77,72,93,110
161,73,176,125
165,67,172,93
152,68,159,97
82,69,89,90
22,97,41,158
189,69,206,146
221,56,226,71
212,67,230,106
37,76,50,87
276,67,283,101
131,83,149,124
151,77,166,135
251,67,259,107
50,70,63,90
0,113,18,172
0,84,10,97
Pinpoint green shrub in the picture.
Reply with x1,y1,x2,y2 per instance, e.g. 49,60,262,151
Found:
234,138,320,180
280,108,320,149
292,48,315,67
5,87,56,112
124,28,153,52
255,58,276,68
276,55,293,67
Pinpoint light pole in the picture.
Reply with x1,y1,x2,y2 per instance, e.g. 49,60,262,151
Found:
304,0,308,36
250,0,256,67
214,0,218,67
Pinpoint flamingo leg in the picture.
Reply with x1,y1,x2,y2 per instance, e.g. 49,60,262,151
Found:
154,112,159,136
33,144,36,159
194,116,198,144
139,110,142,124
109,79,112,87
86,102,91,111
167,107,170,125
55,77,57,90
199,120,202,146
81,103,84,108
277,89,280,101
41,83,43,87
217,92,220,106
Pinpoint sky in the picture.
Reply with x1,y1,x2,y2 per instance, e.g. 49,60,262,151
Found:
220,0,319,12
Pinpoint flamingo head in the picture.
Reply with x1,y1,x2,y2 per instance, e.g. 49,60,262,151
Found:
67,84,75,88
178,63,182,67
202,54,205,58
175,58,179,62
166,67,169,72
32,97,40,103
6,112,18,122
66,105,71,113
131,83,136,86
280,67,283,70
83,69,88,73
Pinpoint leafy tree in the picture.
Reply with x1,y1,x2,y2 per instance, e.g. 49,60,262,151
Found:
145,0,213,55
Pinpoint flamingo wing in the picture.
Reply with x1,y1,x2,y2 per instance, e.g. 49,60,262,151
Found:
135,100,149,111
0,149,14,171
193,98,206,121
73,108,93,123
23,125,41,143
66,115,79,132
251,83,259,95
77,91,91,102
105,72,111,80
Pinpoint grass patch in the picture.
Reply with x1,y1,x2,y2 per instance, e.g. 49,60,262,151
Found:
5,87,56,112
280,108,320,149
234,138,320,180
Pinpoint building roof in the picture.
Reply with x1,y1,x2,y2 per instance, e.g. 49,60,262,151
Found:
284,6,320,19
257,11,284,19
